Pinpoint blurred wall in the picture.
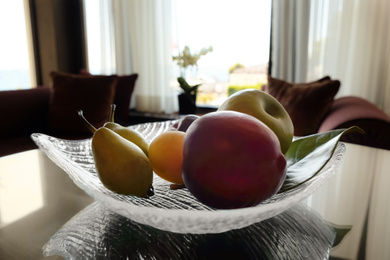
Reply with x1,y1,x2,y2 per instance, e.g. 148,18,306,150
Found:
29,0,86,86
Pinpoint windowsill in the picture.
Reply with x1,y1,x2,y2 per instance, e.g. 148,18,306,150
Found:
129,109,181,120
193,105,218,115
128,106,217,126
128,109,180,125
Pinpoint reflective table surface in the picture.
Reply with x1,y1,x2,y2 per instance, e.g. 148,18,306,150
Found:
0,150,93,259
0,143,389,259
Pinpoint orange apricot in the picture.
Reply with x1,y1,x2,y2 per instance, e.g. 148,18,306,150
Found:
148,131,185,184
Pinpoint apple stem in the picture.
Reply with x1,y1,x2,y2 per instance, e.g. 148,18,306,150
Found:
78,109,97,133
109,104,116,123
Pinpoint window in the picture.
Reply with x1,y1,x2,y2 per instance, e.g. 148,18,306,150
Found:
83,0,271,110
83,0,116,75
173,0,271,107
0,0,36,91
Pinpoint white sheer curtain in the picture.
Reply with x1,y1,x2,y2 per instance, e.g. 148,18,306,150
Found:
112,0,177,113
84,0,116,75
271,0,311,82
84,0,178,113
307,0,390,114
272,0,390,114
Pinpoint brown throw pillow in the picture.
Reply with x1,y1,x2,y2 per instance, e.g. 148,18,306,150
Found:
79,69,138,125
48,71,118,134
265,76,340,136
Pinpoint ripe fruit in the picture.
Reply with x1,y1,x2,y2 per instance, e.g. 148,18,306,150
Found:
104,104,149,156
173,114,200,132
182,111,287,209
148,131,185,184
218,89,293,154
78,110,154,198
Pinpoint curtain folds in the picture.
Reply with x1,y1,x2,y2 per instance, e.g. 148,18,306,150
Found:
308,0,390,114
111,0,133,75
112,0,177,113
272,0,390,114
87,0,177,113
271,0,311,82
84,0,116,75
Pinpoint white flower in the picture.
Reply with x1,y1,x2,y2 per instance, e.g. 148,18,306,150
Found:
173,46,213,72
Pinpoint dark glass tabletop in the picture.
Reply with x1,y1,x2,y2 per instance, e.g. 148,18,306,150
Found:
0,142,389,259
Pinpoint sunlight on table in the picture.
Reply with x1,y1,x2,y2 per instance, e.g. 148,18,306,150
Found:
0,151,44,227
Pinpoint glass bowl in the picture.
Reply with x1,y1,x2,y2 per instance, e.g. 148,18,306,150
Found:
31,120,345,234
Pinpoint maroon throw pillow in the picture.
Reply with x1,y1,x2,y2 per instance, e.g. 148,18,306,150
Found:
78,69,138,125
265,76,340,136
48,71,118,134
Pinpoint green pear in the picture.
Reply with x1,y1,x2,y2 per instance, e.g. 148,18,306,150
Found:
104,104,149,156
79,110,154,198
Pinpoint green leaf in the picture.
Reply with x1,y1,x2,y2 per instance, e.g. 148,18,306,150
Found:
178,77,201,95
329,222,352,248
279,126,364,193
177,77,192,93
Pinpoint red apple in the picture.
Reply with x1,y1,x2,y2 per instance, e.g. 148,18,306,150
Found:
182,111,287,209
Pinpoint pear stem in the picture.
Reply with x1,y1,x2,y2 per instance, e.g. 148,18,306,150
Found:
109,104,116,123
78,109,97,133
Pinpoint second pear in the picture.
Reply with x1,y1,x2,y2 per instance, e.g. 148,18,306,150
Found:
104,104,149,156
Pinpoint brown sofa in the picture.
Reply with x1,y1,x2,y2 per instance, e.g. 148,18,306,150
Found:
0,86,53,157
318,96,390,150
2,74,390,157
264,75,390,151
0,71,138,157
